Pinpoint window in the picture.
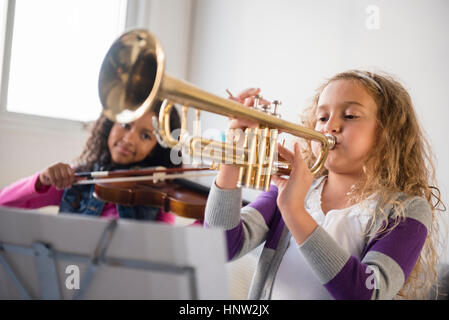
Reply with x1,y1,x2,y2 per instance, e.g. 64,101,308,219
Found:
1,0,128,122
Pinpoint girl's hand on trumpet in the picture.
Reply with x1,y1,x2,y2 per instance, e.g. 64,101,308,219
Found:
271,142,317,245
226,87,263,131
215,88,269,189
271,143,314,215
227,87,283,134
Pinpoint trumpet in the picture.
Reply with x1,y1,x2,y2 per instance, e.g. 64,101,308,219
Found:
98,29,335,191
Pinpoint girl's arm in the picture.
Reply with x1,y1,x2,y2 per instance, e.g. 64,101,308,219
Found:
204,179,278,261
208,87,275,260
298,195,430,300
0,172,64,209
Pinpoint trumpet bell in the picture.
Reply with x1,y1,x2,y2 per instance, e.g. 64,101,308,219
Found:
98,29,165,123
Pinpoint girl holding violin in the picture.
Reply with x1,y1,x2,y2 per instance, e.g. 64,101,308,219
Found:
0,100,182,223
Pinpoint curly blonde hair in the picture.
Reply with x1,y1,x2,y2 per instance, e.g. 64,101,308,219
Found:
298,70,446,299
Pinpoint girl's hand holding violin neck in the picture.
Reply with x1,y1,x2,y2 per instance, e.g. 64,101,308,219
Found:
37,162,75,190
271,142,314,218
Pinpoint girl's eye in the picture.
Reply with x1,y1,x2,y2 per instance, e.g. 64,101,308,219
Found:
141,133,153,140
344,115,359,120
318,116,328,122
121,123,131,130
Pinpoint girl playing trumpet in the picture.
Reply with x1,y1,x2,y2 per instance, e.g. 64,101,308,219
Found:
205,71,445,299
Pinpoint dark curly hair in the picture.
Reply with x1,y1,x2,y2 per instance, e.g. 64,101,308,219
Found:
74,100,182,172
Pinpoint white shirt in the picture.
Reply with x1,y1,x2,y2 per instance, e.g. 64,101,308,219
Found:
271,176,378,300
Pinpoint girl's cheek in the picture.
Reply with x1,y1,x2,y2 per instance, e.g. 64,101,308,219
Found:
311,141,321,158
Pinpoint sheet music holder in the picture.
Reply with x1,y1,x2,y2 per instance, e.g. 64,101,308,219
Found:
0,206,229,299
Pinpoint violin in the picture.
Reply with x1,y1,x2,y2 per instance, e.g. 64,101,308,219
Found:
74,166,215,221
93,178,210,221
73,166,255,221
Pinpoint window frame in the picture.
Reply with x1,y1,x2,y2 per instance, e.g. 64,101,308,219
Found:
0,0,138,132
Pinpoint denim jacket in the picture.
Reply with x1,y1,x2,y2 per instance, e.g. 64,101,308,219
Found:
59,182,159,221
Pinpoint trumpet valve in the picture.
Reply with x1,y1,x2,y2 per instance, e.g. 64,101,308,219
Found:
260,103,271,114
253,94,261,109
272,100,282,118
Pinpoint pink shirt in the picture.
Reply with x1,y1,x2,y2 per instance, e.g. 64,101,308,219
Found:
0,172,175,224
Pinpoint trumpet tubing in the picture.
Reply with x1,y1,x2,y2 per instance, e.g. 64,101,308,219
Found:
98,29,335,191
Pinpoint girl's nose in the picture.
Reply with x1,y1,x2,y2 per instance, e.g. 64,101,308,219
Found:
324,116,342,134
122,129,137,144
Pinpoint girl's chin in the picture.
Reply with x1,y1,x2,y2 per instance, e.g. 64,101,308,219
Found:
324,162,363,175
111,155,132,165
324,158,346,171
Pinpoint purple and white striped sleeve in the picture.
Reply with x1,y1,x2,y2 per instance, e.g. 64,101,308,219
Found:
299,196,431,300
204,181,278,261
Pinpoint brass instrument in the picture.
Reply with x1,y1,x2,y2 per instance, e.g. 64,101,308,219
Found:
98,29,335,191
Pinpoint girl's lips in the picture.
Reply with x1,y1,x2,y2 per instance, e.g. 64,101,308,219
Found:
331,141,340,149
116,145,133,156
332,136,340,146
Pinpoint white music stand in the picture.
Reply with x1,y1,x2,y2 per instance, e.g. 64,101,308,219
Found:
0,206,229,300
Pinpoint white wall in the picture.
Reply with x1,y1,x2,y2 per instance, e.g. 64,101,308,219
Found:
185,0,449,273
0,115,88,188
126,0,194,80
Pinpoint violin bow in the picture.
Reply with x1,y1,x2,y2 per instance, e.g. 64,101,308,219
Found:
73,166,216,185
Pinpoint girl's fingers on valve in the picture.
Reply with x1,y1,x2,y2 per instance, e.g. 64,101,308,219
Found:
277,143,294,163
231,88,271,108
271,174,287,189
243,93,270,108
240,118,258,128
237,88,260,102
230,117,259,130
243,97,254,107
